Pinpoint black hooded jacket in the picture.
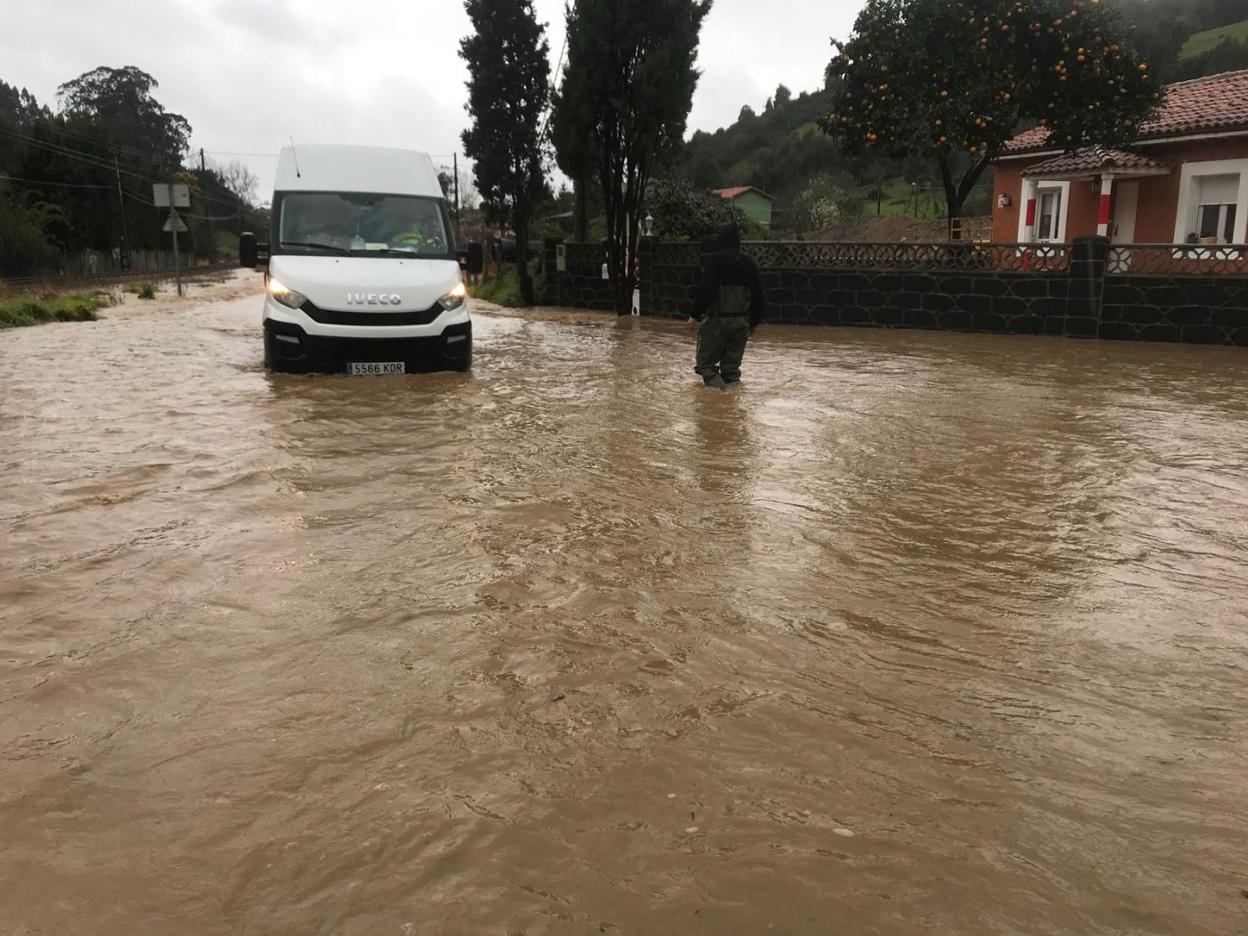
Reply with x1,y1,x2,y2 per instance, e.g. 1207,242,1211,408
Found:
693,226,766,327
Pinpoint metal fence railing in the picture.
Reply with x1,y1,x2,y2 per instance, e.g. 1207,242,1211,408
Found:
1107,244,1248,276
647,240,1073,273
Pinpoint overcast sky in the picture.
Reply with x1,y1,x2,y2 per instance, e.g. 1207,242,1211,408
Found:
3,0,859,196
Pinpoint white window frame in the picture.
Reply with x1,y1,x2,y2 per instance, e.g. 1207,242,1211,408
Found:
1173,158,1248,245
1016,180,1070,243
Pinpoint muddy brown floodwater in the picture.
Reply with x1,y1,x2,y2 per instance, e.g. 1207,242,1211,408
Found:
2,272,1247,935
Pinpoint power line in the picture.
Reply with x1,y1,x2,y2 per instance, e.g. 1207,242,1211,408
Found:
0,127,157,181
42,121,167,163
538,33,568,144
1,129,257,213
184,209,247,221
0,173,112,189
201,149,280,158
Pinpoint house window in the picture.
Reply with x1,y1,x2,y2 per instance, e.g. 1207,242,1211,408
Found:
1036,188,1063,241
1016,179,1070,243
1175,164,1247,245
1198,203,1237,243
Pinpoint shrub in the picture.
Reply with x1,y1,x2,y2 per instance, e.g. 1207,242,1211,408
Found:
0,292,107,329
137,282,157,300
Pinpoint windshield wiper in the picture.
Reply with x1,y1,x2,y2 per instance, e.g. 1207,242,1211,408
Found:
282,241,352,256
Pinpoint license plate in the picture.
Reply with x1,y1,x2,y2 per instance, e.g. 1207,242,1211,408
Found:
348,361,405,376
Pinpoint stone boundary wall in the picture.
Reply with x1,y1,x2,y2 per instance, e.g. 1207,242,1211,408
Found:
543,240,615,310
543,237,1248,345
1099,276,1248,343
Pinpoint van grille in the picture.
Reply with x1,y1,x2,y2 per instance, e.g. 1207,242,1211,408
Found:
301,301,446,327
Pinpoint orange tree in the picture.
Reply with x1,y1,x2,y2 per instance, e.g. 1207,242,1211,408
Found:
821,0,1163,236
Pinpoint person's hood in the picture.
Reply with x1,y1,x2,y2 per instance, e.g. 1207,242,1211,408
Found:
714,225,741,252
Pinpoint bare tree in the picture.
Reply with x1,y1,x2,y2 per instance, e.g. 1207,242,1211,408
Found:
220,159,259,206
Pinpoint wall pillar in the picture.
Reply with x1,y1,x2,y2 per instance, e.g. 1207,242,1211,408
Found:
1066,235,1110,337
1097,174,1115,238
637,236,655,316
1023,178,1040,242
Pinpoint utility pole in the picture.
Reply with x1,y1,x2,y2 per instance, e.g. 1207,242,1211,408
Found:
199,147,206,172
114,153,131,271
876,169,883,217
171,210,182,297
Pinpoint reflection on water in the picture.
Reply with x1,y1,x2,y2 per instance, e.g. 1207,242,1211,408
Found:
2,283,1247,935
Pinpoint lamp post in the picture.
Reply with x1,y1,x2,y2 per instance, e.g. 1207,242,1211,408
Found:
643,212,655,238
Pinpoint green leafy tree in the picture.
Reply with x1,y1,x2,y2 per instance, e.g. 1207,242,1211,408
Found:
822,0,1164,236
647,178,747,241
460,0,550,306
0,189,62,274
58,66,190,167
550,61,595,243
553,0,712,315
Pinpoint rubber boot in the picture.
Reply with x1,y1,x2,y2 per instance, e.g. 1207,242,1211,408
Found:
705,373,728,390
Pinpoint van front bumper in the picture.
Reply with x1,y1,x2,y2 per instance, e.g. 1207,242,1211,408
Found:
264,319,472,373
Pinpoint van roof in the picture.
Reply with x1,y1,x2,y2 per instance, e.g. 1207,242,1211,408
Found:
274,144,443,198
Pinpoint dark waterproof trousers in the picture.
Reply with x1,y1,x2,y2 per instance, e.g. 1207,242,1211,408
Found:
695,316,751,384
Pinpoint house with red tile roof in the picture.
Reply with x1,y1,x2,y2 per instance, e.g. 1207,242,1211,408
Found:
711,186,775,227
992,69,1248,246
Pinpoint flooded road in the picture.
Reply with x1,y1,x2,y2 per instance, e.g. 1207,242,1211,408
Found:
2,273,1247,935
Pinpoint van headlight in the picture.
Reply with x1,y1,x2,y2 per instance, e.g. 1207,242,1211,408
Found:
267,278,307,310
437,281,468,311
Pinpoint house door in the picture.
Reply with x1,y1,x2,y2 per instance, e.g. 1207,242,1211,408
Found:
1113,182,1139,243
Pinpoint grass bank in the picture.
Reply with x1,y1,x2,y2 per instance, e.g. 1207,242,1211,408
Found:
1180,20,1248,59
467,262,544,307
0,292,111,329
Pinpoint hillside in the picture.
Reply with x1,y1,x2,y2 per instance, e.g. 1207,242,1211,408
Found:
1180,20,1248,59
674,83,965,232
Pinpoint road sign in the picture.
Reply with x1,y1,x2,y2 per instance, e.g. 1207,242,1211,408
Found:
162,211,188,233
153,183,191,208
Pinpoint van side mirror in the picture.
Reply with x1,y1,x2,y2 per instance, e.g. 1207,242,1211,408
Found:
459,242,484,275
240,232,258,269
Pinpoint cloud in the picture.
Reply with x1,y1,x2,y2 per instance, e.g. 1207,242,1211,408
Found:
3,0,860,196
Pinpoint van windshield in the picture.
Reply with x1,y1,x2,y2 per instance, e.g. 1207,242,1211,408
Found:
278,192,450,257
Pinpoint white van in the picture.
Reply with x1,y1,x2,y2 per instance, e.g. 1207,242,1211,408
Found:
240,144,483,374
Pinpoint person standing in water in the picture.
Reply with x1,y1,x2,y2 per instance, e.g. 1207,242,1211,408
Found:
689,225,765,388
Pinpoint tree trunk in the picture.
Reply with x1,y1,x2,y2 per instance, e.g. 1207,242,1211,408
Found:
939,152,995,241
515,212,534,306
938,157,963,241
574,177,588,242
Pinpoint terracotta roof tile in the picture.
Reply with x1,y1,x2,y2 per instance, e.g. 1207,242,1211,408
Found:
1022,146,1166,175
712,186,775,201
1004,68,1248,155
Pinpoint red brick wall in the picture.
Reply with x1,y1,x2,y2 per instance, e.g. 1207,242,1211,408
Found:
1066,180,1102,241
991,164,1023,242
992,136,1248,244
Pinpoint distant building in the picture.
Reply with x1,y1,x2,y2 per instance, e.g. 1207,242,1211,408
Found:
712,186,775,228
993,69,1248,245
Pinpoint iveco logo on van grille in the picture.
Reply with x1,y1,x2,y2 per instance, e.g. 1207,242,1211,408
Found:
347,293,402,306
